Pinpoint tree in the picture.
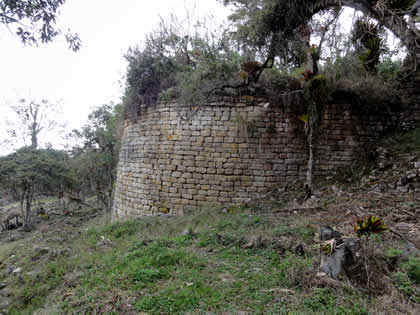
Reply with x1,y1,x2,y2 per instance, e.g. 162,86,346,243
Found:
0,147,75,230
222,0,415,198
68,104,122,212
6,98,65,149
0,0,80,50
123,14,244,119
222,0,420,66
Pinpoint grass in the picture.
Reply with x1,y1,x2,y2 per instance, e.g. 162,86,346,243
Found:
382,127,420,154
1,205,418,314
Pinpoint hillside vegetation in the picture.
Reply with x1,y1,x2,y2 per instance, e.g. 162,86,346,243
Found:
1,3,420,313
0,129,419,314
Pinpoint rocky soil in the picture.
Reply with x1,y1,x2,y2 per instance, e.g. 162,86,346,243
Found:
0,198,103,313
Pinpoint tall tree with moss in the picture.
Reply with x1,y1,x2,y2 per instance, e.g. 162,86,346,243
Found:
222,0,420,67
221,0,417,197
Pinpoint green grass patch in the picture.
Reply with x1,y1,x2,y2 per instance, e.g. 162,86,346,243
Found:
2,203,418,314
102,220,139,238
403,256,420,284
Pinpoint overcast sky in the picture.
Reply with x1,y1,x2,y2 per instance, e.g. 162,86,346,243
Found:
0,0,230,154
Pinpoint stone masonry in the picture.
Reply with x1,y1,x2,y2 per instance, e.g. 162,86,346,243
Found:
113,79,420,219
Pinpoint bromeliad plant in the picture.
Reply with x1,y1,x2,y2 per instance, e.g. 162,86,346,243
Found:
353,215,388,236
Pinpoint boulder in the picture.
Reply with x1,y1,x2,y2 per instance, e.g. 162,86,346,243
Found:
318,226,361,279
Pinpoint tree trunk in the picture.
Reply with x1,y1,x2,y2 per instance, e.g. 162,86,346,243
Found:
305,124,314,199
20,186,33,230
31,130,38,149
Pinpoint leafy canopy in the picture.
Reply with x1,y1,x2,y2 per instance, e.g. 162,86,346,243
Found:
68,103,122,211
222,0,420,61
0,0,80,50
123,14,247,119
0,147,75,194
122,0,413,120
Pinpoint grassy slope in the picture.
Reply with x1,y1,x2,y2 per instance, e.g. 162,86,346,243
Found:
1,131,420,314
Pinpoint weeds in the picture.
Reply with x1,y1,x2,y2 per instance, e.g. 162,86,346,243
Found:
102,220,139,238
303,288,336,312
1,204,419,314
381,128,420,153
402,257,420,285
275,220,316,243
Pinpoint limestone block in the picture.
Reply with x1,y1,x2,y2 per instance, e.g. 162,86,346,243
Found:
205,197,219,203
177,165,187,172
207,168,217,174
182,194,193,200
195,155,206,161
207,190,220,197
193,173,203,180
183,160,195,167
215,131,227,137
216,169,225,174
194,195,207,201
196,167,207,173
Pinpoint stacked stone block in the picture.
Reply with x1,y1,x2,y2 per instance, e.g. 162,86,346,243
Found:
113,89,420,218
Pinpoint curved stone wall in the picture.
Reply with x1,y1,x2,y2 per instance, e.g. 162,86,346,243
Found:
113,92,418,219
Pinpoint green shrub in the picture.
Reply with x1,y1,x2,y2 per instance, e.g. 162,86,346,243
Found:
123,15,242,120
383,128,420,153
324,55,400,111
377,58,403,81
127,240,205,269
303,288,336,312
130,268,167,283
275,252,312,288
393,272,415,296
336,304,369,315
136,289,200,313
278,222,315,243
403,257,420,284
385,247,403,266
103,220,138,238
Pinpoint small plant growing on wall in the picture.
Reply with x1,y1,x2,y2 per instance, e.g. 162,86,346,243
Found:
233,113,257,139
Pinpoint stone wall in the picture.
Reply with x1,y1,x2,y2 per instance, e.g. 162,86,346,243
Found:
112,85,419,219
